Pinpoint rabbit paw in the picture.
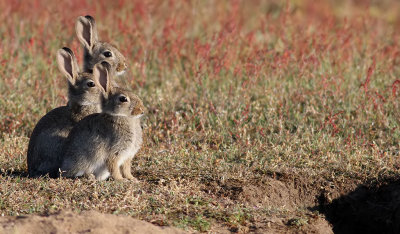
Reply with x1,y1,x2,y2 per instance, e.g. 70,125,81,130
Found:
125,175,140,183
85,173,96,181
113,175,124,181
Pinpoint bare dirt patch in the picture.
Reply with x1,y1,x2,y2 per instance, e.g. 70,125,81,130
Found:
198,170,338,233
0,210,186,234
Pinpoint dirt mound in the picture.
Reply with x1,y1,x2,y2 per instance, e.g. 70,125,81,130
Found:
0,210,186,234
202,171,337,233
240,176,320,210
212,171,345,212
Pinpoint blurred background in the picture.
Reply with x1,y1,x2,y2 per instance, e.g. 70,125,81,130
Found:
2,0,400,176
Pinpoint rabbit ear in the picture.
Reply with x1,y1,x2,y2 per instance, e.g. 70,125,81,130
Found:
75,15,98,52
93,61,111,94
57,47,79,84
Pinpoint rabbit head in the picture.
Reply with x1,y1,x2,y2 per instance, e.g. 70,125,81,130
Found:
103,90,145,118
57,47,110,107
76,15,127,76
94,65,145,118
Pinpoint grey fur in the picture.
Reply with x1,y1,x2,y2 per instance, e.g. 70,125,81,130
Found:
76,15,127,77
61,73,145,181
27,48,110,177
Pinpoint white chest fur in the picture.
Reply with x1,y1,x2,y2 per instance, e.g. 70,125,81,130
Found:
90,139,140,181
92,117,142,180
117,118,142,167
117,140,140,167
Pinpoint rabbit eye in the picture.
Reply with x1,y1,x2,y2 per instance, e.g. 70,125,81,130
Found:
103,51,112,57
119,96,128,102
87,81,95,87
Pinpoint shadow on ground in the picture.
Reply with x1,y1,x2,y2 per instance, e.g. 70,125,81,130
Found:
318,177,400,234
0,169,28,178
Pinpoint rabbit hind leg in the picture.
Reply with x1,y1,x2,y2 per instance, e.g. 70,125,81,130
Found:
93,164,110,181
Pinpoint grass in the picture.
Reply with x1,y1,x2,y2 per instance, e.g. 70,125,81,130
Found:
1,0,400,232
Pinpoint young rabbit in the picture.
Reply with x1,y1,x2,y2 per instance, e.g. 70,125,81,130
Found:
27,48,110,178
60,69,144,181
76,15,128,76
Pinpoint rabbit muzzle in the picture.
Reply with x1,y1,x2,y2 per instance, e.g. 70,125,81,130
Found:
131,104,145,117
116,62,128,74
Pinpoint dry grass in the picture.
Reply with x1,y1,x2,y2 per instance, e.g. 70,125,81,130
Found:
1,0,400,232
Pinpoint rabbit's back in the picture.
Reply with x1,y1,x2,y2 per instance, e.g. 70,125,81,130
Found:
27,106,74,177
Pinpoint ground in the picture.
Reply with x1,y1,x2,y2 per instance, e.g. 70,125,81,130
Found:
1,0,400,233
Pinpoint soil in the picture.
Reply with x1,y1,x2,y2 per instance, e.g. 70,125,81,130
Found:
0,210,186,234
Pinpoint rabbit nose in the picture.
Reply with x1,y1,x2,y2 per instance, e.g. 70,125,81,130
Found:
138,108,145,116
132,107,144,116
116,62,127,72
140,106,146,114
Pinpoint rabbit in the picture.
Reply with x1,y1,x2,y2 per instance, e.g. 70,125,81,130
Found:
60,67,144,181
76,15,128,77
27,47,110,178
